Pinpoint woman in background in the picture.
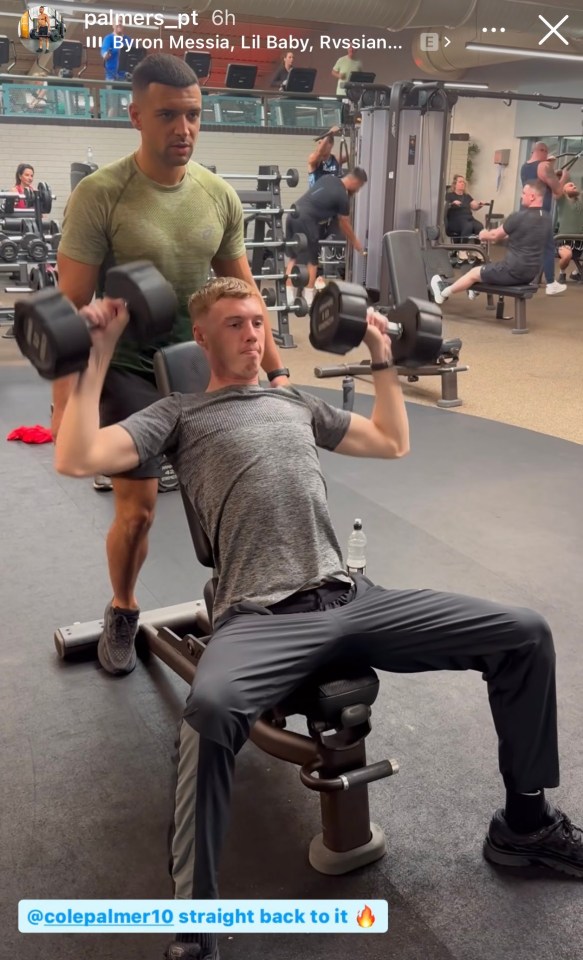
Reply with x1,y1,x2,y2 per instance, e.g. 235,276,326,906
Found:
13,163,35,209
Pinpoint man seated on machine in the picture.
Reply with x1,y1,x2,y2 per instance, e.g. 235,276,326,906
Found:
556,181,583,284
54,275,582,960
431,180,551,305
285,167,367,307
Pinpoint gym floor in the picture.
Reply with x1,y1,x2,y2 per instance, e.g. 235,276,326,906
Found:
1,323,582,959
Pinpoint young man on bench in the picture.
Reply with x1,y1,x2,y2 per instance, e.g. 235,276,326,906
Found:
431,180,551,305
54,277,582,960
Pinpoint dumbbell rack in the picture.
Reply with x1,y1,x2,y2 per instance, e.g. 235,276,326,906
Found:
237,165,295,349
1,187,59,314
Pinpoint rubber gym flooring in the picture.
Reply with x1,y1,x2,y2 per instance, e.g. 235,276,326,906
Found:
1,364,582,960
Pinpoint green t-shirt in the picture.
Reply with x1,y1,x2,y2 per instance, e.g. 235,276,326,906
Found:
333,55,363,95
556,195,583,236
59,155,245,375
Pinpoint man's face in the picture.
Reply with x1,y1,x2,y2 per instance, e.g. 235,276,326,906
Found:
454,177,466,192
114,22,124,35
130,83,202,168
565,181,579,198
195,297,265,380
535,144,549,161
284,53,294,69
521,185,535,206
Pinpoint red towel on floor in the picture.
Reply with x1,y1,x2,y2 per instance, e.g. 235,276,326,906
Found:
7,425,53,444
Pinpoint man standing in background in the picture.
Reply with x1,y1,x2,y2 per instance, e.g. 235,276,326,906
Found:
331,44,363,96
520,142,570,295
101,19,132,81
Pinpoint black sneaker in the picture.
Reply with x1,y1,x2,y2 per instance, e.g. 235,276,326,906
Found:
97,602,139,675
484,804,583,877
164,941,220,959
158,458,179,493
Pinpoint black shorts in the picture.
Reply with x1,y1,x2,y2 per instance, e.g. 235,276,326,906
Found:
557,239,583,260
285,213,324,266
38,25,48,36
480,261,536,286
100,366,163,480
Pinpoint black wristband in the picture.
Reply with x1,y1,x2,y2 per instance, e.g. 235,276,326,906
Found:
267,367,290,382
370,360,394,371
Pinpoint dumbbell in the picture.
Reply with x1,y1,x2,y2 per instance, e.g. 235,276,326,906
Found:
21,235,49,262
261,288,309,317
309,280,443,363
0,235,19,262
14,261,177,381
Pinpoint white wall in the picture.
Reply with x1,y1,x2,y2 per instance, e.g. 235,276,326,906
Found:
450,97,519,217
0,124,315,221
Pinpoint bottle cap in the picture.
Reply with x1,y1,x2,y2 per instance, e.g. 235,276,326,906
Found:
353,519,362,529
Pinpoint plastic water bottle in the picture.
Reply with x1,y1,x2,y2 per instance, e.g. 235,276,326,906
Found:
346,519,367,575
86,146,93,164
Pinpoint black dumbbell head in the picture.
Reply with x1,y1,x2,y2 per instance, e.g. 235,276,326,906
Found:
309,280,368,355
14,290,91,380
104,261,177,341
391,298,443,364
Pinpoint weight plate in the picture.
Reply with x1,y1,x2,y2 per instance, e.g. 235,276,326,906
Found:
36,182,53,215
29,267,44,291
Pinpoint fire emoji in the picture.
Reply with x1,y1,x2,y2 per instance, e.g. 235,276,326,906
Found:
356,904,376,928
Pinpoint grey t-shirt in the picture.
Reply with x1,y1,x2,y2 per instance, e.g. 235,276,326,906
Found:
502,208,552,279
120,386,352,623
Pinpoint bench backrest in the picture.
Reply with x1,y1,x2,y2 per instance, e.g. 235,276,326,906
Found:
153,342,214,570
383,230,429,303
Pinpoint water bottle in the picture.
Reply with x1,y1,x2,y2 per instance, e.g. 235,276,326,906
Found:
346,519,367,575
86,146,93,165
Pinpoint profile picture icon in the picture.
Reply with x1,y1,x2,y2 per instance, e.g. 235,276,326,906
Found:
18,5,66,54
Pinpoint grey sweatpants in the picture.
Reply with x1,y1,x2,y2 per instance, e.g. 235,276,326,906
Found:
169,575,558,901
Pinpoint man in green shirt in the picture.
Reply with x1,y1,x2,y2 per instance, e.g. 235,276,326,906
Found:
556,181,583,282
331,45,363,96
55,53,290,678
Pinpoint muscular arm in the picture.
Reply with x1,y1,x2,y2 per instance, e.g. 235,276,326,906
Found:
308,139,332,171
54,301,140,477
335,319,409,459
538,160,567,199
212,254,288,383
479,225,507,244
52,253,101,422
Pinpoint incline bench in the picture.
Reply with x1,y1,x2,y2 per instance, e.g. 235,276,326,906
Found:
421,233,538,334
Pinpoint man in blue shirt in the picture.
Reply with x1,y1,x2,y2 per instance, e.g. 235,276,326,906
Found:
101,21,132,81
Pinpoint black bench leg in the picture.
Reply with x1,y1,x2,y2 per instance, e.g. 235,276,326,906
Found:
512,298,529,334
437,368,463,408
495,296,513,321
